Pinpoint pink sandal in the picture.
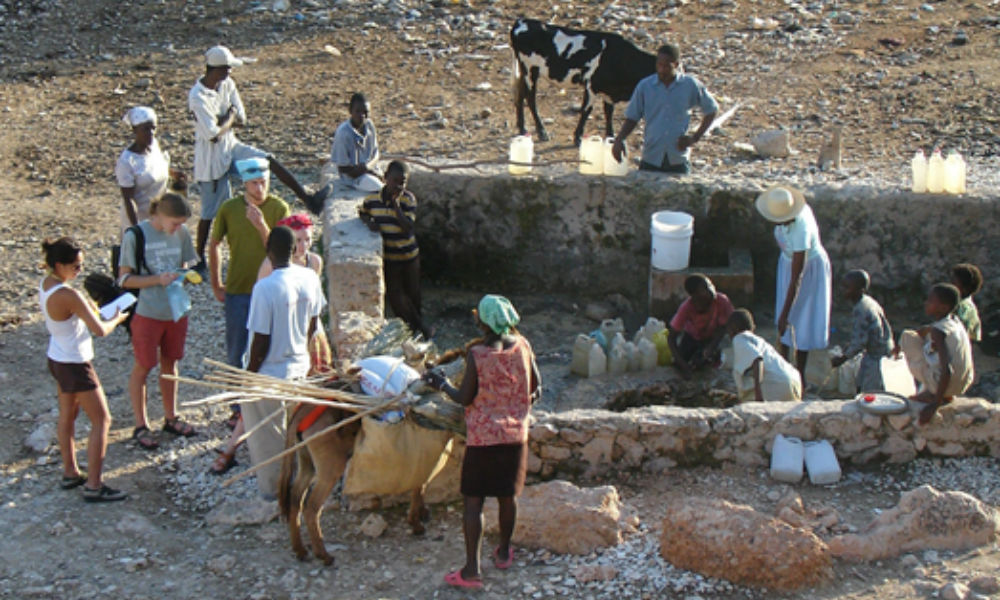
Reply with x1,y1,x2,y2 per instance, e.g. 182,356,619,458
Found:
493,546,514,569
444,570,483,589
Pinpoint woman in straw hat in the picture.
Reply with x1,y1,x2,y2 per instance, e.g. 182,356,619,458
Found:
756,185,832,386
422,295,541,589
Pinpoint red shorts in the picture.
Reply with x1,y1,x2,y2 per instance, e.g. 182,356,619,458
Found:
131,314,188,370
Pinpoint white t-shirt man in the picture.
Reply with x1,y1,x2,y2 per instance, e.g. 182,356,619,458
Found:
243,263,325,498
246,264,326,379
731,331,802,402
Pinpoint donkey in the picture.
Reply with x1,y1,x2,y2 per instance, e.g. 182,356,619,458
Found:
277,406,440,565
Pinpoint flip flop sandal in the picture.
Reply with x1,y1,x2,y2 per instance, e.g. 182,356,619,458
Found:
444,570,483,589
60,473,87,490
493,546,514,570
82,484,127,503
132,426,159,450
162,417,196,437
209,450,238,475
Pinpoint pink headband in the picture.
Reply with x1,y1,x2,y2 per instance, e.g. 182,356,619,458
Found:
277,214,313,231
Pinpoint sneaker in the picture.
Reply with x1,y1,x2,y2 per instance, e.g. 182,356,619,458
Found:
192,260,208,277
82,485,128,503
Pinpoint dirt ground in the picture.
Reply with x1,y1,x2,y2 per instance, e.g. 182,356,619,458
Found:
1,0,999,598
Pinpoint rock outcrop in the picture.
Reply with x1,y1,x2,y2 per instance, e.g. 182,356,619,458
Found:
660,496,832,591
828,485,1000,561
484,480,638,555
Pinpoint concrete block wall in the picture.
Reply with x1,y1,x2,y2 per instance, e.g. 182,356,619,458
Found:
320,180,384,361
406,168,1000,305
526,398,1000,479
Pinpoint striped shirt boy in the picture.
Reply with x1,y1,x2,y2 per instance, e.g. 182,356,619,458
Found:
360,190,419,262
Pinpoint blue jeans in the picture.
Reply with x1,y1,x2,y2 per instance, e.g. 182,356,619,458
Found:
640,158,691,174
224,293,252,368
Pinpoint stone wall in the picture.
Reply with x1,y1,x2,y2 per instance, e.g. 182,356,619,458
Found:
320,177,385,360
525,398,1000,479
408,168,1000,304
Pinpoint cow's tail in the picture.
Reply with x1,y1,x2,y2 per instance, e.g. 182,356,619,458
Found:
511,56,523,104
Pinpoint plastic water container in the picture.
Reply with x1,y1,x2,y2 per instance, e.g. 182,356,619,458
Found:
804,440,841,484
578,136,604,175
651,329,673,366
571,334,597,376
944,150,966,194
879,355,917,397
770,434,804,483
624,341,640,372
633,317,666,344
587,343,607,377
608,331,626,354
650,211,694,271
911,150,927,193
638,338,658,371
926,149,945,193
599,319,625,346
603,137,628,176
607,344,628,375
509,135,533,175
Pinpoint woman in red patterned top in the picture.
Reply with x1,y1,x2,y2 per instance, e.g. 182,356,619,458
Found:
424,295,541,589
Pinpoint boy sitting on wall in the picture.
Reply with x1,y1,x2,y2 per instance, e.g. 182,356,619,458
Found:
897,283,975,425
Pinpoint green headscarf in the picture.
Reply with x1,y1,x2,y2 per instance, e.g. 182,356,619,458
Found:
477,294,520,335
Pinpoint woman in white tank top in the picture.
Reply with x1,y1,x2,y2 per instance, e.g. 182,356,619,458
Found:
40,237,129,503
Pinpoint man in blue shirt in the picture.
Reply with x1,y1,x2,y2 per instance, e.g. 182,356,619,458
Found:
611,44,718,174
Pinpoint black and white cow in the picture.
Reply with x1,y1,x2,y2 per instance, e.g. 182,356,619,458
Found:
510,17,656,146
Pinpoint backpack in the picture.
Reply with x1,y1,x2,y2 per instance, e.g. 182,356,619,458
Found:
84,224,149,334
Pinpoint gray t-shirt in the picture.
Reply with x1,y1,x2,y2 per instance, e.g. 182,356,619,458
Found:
247,265,326,379
120,220,197,321
330,118,380,183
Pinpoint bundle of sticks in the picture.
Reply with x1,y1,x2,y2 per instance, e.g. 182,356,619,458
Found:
166,358,409,485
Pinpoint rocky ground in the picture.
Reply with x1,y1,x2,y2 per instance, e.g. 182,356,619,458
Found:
1,0,999,598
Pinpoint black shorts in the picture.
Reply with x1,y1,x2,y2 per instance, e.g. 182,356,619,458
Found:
461,442,527,498
47,359,100,393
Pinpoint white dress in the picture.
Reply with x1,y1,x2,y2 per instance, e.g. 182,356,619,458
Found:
774,204,831,351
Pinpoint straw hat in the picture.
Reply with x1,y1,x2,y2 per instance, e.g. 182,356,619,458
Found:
755,185,806,222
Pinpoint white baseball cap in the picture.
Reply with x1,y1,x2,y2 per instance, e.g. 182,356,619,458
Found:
205,45,243,67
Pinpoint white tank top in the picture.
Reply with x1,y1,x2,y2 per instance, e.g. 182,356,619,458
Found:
39,280,93,363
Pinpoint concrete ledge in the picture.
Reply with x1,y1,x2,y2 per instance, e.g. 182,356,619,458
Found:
320,178,384,360
526,397,1000,479
408,169,1000,302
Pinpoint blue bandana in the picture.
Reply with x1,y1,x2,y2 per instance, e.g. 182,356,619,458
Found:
236,157,269,182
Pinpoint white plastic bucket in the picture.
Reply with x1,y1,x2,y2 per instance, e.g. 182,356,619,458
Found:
650,211,694,271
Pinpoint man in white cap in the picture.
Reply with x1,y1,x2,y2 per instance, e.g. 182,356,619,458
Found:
189,45,329,274
208,157,290,375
